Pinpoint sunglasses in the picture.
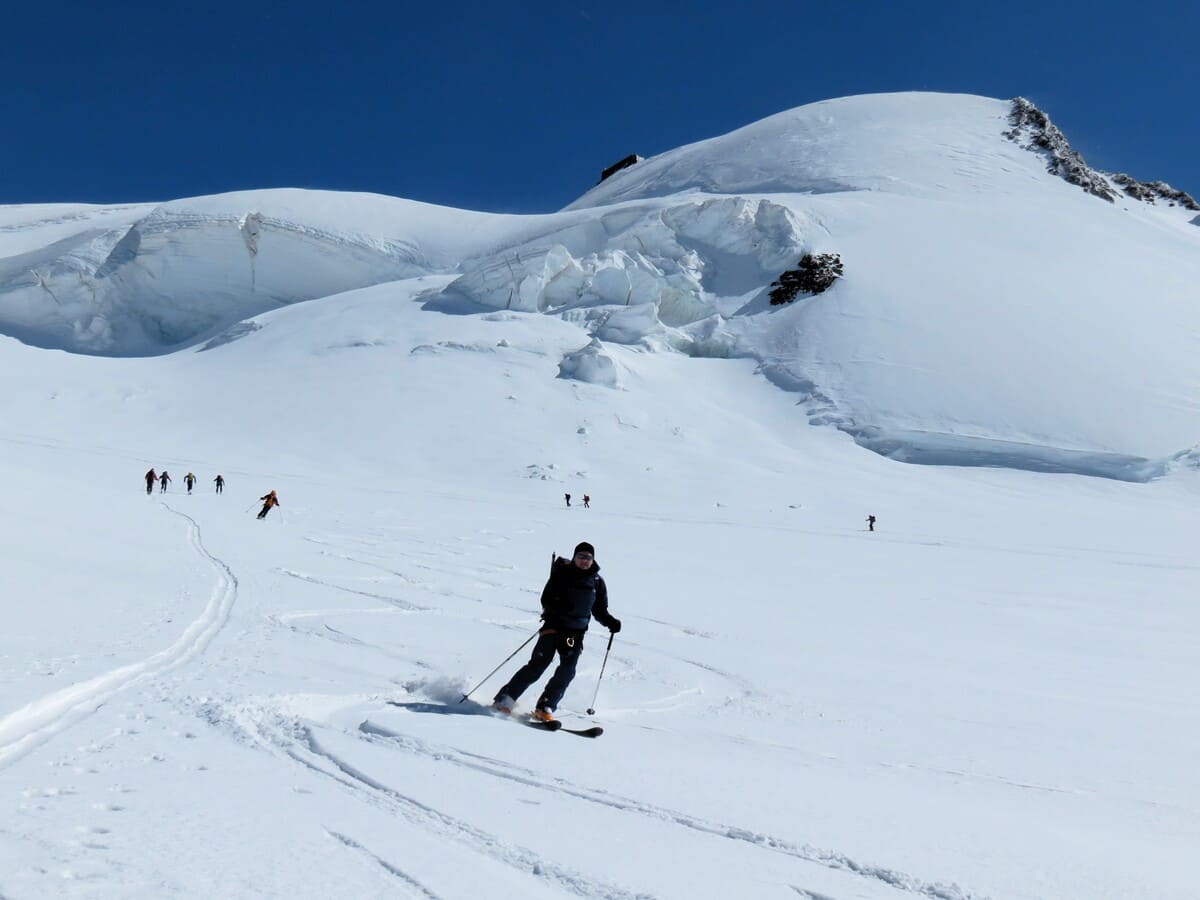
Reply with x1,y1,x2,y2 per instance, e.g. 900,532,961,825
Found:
574,553,594,561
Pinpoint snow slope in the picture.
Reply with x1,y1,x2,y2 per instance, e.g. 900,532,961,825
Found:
0,92,1197,899
0,276,1197,900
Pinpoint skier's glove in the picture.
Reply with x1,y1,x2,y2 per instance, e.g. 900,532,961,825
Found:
608,618,622,634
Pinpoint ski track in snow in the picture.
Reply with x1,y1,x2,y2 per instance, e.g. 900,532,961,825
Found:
0,506,236,769
270,615,434,669
310,545,422,583
274,567,430,611
326,830,442,899
357,718,981,900
212,703,646,899
790,887,837,900
288,534,521,607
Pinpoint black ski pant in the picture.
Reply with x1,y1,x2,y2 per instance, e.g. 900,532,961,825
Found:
497,629,583,712
257,504,272,519
215,483,223,493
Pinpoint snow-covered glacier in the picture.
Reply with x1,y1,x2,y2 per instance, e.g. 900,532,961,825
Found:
445,93,1200,477
2,92,1197,478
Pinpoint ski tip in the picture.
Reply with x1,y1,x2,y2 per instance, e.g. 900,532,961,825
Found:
563,726,604,738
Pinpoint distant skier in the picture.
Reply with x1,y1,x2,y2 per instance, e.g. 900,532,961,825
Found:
144,468,157,495
184,472,196,494
492,541,621,722
866,514,876,532
564,493,571,508
214,474,224,494
256,490,279,519
159,471,172,493
582,494,590,509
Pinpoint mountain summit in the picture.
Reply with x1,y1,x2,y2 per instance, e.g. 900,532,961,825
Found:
571,92,1197,213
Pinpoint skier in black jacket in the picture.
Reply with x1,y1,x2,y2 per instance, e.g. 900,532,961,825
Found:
494,541,620,722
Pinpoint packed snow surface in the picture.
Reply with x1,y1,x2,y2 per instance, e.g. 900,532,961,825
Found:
0,92,1197,899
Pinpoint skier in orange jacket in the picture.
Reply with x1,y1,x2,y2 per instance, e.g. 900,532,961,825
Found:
256,490,280,519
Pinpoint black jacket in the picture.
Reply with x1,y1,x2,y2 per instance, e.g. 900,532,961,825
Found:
540,557,615,632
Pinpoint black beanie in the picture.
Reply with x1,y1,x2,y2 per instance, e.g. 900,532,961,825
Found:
573,541,595,557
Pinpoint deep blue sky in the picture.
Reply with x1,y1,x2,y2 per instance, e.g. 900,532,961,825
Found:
2,1,1196,213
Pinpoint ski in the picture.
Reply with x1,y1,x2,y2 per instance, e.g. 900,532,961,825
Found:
510,715,602,737
521,720,602,737
385,700,603,737
561,725,604,738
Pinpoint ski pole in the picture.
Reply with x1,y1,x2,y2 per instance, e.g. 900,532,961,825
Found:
459,627,541,703
586,632,615,715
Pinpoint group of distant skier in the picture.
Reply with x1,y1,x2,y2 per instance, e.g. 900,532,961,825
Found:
563,493,591,508
142,468,279,519
144,468,220,495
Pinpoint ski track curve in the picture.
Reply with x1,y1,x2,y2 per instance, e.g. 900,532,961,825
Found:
0,505,237,769
213,703,648,899
359,719,983,900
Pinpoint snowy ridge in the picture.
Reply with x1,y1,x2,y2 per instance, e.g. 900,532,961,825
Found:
1006,97,1200,211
